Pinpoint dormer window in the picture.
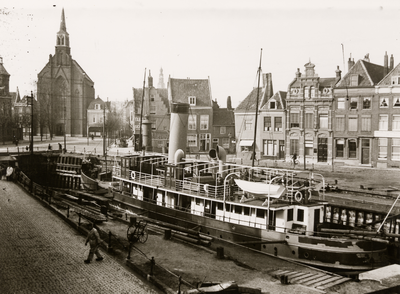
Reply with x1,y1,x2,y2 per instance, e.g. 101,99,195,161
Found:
188,96,196,106
95,104,101,110
269,100,276,109
350,75,359,86
391,76,400,85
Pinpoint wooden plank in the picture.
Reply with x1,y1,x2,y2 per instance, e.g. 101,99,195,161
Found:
311,276,346,288
289,273,315,283
316,277,352,290
292,273,325,284
303,275,333,286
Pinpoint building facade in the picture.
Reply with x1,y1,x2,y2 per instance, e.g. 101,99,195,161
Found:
132,70,169,152
286,62,340,166
212,97,235,154
333,55,387,166
37,9,95,138
373,56,400,168
0,57,14,143
234,73,274,162
168,77,213,153
87,97,109,137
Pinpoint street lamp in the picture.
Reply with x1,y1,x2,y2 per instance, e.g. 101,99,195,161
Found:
27,91,34,156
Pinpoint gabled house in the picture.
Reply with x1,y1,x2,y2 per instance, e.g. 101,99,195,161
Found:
260,90,286,160
132,70,169,152
234,73,274,162
333,54,387,166
373,55,400,168
168,77,213,153
212,97,235,154
286,62,340,166
87,96,109,137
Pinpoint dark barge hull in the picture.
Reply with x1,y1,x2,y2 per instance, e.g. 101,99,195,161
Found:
111,191,388,271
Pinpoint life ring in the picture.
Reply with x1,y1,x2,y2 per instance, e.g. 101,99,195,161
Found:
130,171,135,180
204,184,209,194
294,190,303,202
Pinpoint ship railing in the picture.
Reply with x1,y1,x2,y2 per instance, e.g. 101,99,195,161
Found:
129,170,165,187
176,179,225,199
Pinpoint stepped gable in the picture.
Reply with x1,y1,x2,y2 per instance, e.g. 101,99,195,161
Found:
157,88,169,109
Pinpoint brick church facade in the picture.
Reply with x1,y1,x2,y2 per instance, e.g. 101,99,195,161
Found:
37,9,94,137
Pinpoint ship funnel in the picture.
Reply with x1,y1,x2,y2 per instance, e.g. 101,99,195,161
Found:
209,145,227,162
174,149,185,164
168,103,189,164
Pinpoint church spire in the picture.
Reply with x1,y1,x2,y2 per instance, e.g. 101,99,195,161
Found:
56,8,70,49
55,8,71,64
158,68,165,88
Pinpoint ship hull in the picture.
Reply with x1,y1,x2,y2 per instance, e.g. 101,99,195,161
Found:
111,189,388,271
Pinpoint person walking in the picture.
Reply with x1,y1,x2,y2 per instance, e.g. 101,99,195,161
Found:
84,222,104,264
6,165,14,181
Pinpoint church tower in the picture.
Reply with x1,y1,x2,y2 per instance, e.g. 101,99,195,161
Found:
158,68,165,88
37,8,95,139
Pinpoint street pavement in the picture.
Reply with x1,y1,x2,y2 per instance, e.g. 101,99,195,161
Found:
0,180,161,294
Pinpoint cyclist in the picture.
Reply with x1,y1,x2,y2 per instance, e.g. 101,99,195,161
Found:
291,153,298,167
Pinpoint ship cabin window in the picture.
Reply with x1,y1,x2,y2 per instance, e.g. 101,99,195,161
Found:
256,209,265,218
196,198,203,206
297,209,304,222
226,204,231,212
217,202,223,210
287,208,293,221
243,207,250,216
235,205,242,214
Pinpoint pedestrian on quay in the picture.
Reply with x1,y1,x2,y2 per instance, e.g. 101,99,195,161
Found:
84,222,103,264
6,165,14,181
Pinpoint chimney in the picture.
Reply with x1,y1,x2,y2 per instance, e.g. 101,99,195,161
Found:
390,54,394,70
227,96,232,110
148,70,153,88
295,68,301,79
348,55,355,71
384,51,388,76
263,73,273,99
335,66,341,81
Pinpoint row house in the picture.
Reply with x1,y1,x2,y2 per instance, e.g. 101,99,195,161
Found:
333,54,390,166
212,97,235,154
131,70,169,152
168,77,213,153
234,73,277,161
374,56,400,168
87,96,109,137
286,62,340,165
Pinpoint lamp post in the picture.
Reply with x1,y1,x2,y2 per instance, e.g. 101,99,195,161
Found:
27,91,34,156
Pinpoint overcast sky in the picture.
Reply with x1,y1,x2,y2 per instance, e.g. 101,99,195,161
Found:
2,0,400,108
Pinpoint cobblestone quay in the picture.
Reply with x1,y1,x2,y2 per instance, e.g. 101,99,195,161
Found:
0,180,160,294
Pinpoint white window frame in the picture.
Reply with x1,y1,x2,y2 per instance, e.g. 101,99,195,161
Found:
187,134,197,147
379,114,389,131
348,117,358,132
188,114,197,130
392,138,400,160
188,96,196,106
393,115,400,131
380,98,389,108
337,98,345,109
220,126,226,134
378,138,388,159
200,115,209,130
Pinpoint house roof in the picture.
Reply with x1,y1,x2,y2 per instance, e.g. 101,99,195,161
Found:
336,59,385,88
260,91,287,110
87,97,106,110
169,78,212,107
235,87,266,112
0,60,10,76
213,108,235,126
378,62,400,86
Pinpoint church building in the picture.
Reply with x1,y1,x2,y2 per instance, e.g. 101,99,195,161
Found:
37,9,95,138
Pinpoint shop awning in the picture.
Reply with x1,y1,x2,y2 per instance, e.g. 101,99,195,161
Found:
239,140,254,147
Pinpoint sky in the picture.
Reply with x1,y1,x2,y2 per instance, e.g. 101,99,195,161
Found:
2,0,400,108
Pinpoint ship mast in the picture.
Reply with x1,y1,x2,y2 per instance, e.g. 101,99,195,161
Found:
251,49,263,168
